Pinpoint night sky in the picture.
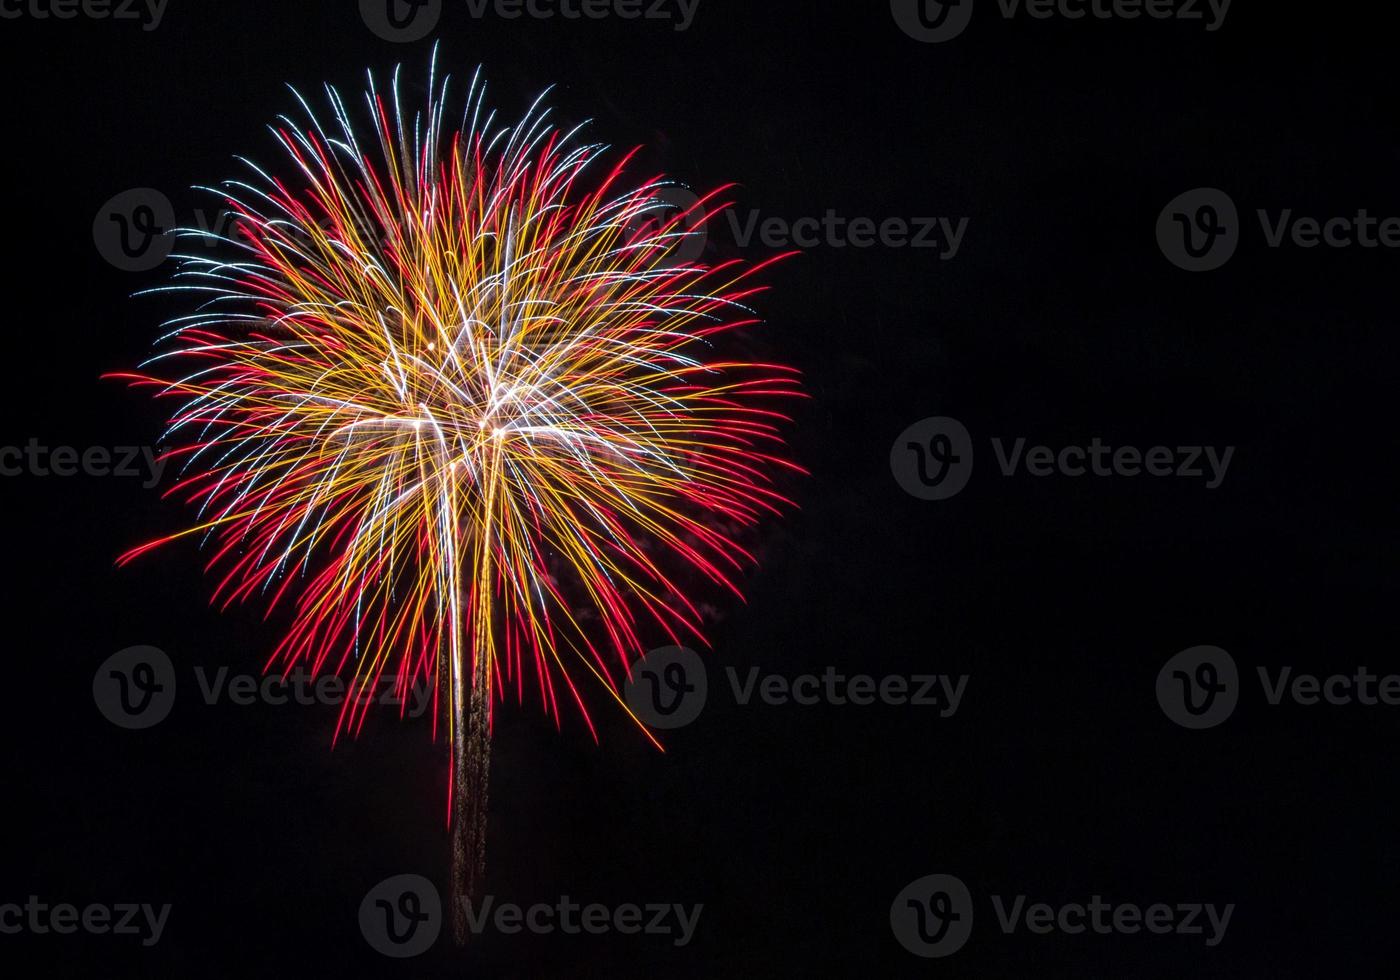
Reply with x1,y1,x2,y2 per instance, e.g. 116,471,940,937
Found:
3,1,1399,976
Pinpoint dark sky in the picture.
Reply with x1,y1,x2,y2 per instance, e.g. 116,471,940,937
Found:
2,1,1399,976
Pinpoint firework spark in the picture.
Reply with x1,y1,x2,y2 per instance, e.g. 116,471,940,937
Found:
112,52,802,939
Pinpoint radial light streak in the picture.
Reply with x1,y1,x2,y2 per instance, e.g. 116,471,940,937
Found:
112,52,802,941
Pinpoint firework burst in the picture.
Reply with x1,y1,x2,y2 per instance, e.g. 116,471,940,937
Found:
112,52,802,939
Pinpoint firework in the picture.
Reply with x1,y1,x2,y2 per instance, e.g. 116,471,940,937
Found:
112,52,802,940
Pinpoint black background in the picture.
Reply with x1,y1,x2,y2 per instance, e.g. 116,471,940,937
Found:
2,0,1399,976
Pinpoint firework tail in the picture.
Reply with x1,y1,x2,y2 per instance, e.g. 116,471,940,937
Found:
448,446,499,944
450,614,491,945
